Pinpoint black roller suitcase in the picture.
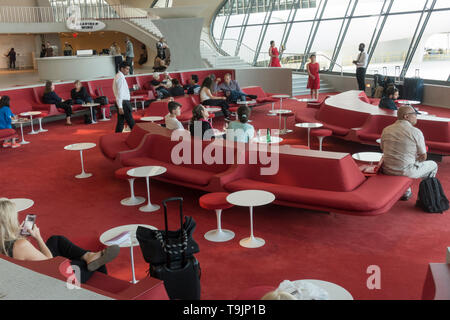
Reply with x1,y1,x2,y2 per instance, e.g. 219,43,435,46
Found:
137,197,201,300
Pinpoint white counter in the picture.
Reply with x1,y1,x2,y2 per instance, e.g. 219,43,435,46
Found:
35,55,116,81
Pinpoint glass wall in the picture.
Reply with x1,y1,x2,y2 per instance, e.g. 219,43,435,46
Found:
212,0,450,81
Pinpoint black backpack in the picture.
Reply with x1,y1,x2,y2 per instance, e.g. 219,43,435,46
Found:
416,177,449,213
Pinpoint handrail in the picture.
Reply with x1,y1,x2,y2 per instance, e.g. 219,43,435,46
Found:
0,4,148,23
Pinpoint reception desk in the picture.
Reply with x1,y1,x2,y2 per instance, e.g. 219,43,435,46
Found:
35,55,116,81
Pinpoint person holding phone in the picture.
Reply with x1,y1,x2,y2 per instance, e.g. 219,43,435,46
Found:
0,198,120,283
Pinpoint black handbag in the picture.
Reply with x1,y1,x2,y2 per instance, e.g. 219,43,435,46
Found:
136,198,199,266
94,95,108,106
136,197,201,300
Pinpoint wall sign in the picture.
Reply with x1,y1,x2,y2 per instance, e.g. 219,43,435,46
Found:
66,5,106,32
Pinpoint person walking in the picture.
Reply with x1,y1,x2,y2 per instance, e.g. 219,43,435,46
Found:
5,48,16,69
306,54,320,100
125,37,134,75
353,43,368,91
113,61,135,133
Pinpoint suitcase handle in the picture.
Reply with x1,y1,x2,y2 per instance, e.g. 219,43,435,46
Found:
162,197,185,268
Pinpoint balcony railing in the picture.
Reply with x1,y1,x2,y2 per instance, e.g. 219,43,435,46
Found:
0,5,148,23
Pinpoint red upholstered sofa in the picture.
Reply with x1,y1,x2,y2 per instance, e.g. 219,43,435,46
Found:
0,254,168,300
221,147,412,216
356,114,396,142
180,69,235,87
315,104,370,136
98,123,153,161
358,91,380,106
119,133,239,192
241,86,277,104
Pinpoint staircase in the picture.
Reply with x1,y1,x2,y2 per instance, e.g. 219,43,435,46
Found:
129,18,163,39
200,41,252,69
292,73,335,96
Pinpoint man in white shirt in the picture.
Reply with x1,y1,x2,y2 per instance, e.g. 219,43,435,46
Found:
113,61,135,133
165,101,184,130
380,106,438,200
353,43,368,91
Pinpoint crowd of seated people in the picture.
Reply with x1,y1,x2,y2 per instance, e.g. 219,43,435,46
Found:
0,198,120,284
151,73,171,99
43,80,73,126
0,95,20,148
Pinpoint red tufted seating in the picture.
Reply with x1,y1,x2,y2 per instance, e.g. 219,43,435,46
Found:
310,128,332,151
0,129,18,142
199,192,235,242
115,167,145,206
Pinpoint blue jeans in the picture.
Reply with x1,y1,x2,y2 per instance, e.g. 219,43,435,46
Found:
225,90,248,103
75,98,96,121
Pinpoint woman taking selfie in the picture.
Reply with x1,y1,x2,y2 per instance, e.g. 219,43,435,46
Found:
0,198,119,283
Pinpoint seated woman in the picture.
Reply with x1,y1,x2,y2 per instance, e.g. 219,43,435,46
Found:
378,86,399,111
0,95,19,148
151,73,170,99
168,79,185,97
189,104,213,140
153,54,167,72
71,80,97,122
0,198,120,284
165,101,184,130
225,105,255,143
43,80,73,126
199,77,231,121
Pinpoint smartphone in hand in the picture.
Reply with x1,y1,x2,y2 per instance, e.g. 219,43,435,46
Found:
20,214,36,236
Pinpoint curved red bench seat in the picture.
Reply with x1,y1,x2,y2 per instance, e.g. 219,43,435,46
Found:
0,128,18,141
99,124,150,160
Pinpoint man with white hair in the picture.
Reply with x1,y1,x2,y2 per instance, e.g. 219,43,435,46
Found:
380,105,438,200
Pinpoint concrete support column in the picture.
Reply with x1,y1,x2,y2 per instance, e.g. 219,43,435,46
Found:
153,17,204,71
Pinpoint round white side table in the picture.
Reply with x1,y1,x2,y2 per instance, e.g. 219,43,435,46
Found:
10,198,34,212
140,116,164,122
352,152,383,165
11,119,31,144
81,103,100,124
20,111,41,135
295,122,323,148
64,143,96,179
292,279,353,300
227,190,275,248
127,166,167,212
100,224,157,284
269,94,290,116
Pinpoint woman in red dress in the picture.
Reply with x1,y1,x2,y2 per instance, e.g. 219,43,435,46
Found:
269,40,283,67
306,54,320,100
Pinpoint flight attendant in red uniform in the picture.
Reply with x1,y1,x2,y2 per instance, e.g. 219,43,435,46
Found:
306,54,320,100
269,40,283,67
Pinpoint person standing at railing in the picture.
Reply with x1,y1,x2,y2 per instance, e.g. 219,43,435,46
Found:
352,43,368,91
306,54,320,101
269,40,284,67
125,37,134,75
45,41,54,57
5,48,16,69
109,42,122,73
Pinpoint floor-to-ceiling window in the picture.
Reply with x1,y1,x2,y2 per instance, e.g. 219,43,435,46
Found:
212,0,450,81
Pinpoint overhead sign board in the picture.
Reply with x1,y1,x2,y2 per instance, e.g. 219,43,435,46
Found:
66,5,106,32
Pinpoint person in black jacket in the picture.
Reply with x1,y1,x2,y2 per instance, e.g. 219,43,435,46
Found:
189,104,213,140
379,86,399,111
169,79,185,97
43,81,73,125
5,48,16,69
71,80,97,122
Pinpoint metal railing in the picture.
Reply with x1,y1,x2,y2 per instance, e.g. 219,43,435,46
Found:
0,4,148,23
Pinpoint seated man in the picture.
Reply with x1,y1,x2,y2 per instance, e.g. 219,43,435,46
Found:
169,79,185,97
183,74,200,95
71,80,97,122
218,73,257,103
378,86,399,111
165,101,184,130
380,106,438,200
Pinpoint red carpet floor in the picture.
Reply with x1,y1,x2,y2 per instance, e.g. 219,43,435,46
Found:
1,93,449,300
